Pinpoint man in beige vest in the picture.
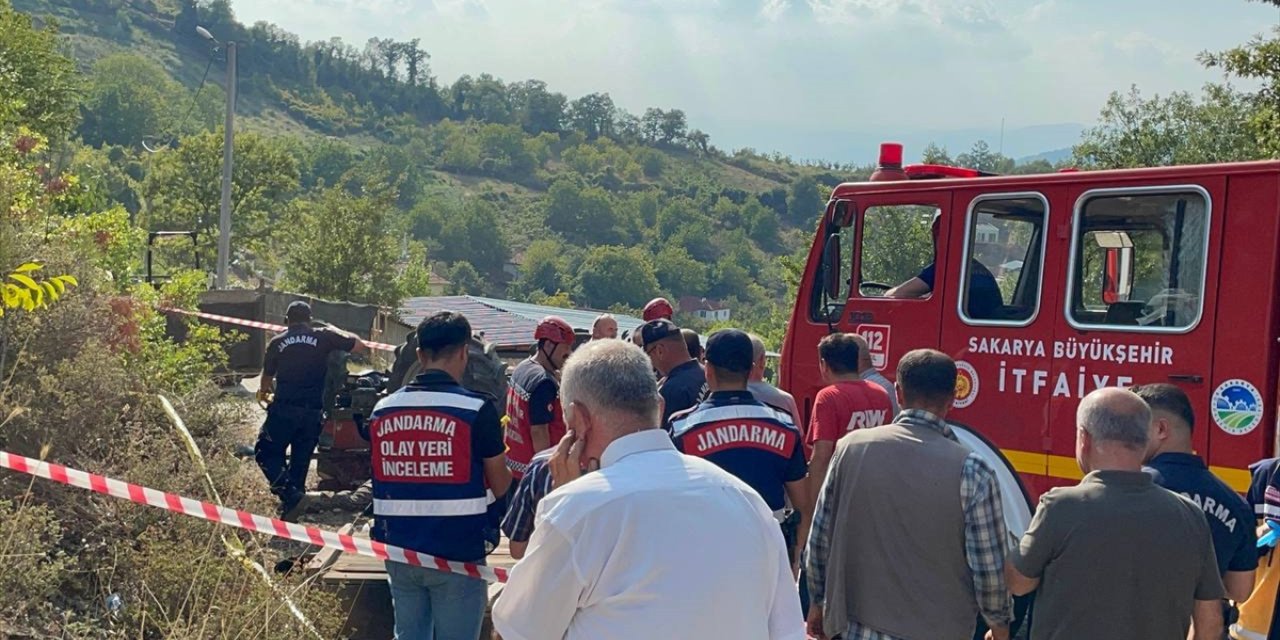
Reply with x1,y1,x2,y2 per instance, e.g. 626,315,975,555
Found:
805,349,1012,640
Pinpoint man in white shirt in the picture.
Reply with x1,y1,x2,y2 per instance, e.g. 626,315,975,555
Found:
492,339,805,640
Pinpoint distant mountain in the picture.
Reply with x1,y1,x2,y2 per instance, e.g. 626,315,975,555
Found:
699,121,1086,166
1017,147,1073,164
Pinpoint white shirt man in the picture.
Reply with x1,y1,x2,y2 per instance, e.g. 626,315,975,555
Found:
492,340,804,640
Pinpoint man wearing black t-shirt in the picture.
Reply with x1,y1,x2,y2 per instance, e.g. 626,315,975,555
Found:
639,319,707,431
256,301,367,519
885,212,1003,319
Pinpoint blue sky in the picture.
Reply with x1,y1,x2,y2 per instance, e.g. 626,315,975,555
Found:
231,0,1279,162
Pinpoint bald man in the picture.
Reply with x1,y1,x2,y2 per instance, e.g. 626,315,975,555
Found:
591,314,618,341
849,334,898,418
1007,388,1225,640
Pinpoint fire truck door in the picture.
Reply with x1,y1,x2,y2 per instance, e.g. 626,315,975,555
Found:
938,190,1058,497
840,193,953,380
1046,181,1224,487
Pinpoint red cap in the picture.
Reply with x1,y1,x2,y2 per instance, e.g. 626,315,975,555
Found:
878,142,904,167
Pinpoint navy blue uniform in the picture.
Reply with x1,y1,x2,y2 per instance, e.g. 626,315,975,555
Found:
919,260,1002,319
369,370,505,562
1146,452,1258,577
670,390,806,511
659,360,708,432
255,323,357,501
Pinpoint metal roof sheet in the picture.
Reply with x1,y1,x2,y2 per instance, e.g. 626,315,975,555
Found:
398,296,645,348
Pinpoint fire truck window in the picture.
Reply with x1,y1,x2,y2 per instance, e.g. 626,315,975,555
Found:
961,197,1046,324
1069,191,1208,330
858,205,937,298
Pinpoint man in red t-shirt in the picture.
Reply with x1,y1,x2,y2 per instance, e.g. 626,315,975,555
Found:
806,333,893,503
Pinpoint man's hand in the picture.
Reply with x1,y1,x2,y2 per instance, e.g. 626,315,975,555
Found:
549,432,584,488
984,625,1010,640
255,389,272,408
806,607,825,640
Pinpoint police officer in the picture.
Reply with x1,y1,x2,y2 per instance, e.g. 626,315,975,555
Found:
505,316,575,479
1137,384,1257,611
669,328,811,576
256,301,368,519
368,311,511,640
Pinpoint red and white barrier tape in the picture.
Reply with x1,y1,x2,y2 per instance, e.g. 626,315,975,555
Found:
0,450,508,583
164,308,398,353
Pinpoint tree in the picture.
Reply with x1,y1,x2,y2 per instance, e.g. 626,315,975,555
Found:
0,0,80,138
1199,29,1280,157
78,54,208,148
544,174,621,244
512,238,566,296
659,109,688,145
511,80,566,135
1073,84,1258,168
296,136,358,190
956,140,1013,173
402,38,429,87
142,130,300,265
432,198,507,275
640,108,663,143
654,245,709,296
281,187,401,305
574,245,659,308
446,261,484,295
786,174,825,226
920,142,953,165
568,93,616,140
687,129,710,155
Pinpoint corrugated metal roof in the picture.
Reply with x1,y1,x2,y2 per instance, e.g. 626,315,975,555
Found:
398,295,645,348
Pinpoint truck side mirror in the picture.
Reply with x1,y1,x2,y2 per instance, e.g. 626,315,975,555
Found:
1102,246,1134,304
828,199,855,227
822,233,843,300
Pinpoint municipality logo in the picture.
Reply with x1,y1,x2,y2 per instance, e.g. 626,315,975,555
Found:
1212,379,1263,436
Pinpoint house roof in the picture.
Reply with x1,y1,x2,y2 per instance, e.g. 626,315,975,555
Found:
678,296,728,312
427,272,451,286
398,295,645,348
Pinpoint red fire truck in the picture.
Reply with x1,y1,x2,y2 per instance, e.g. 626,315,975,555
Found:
779,143,1280,498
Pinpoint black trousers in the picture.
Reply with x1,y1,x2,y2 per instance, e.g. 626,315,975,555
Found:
254,403,323,500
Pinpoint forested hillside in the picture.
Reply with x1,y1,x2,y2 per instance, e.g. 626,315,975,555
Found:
12,0,1060,339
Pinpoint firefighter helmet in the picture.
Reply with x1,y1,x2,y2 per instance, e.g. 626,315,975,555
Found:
643,297,674,322
534,316,575,345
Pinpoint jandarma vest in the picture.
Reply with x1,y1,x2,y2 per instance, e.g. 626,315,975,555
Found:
369,381,493,562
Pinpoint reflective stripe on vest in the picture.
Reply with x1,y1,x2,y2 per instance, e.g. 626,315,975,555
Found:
374,490,497,517
671,404,794,436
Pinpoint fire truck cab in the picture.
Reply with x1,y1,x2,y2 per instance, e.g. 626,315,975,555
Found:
780,145,1280,497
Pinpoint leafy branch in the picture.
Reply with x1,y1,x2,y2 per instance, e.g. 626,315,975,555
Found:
1,263,77,315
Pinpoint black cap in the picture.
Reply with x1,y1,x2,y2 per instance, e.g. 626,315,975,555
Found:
704,329,754,373
286,300,312,323
639,319,681,347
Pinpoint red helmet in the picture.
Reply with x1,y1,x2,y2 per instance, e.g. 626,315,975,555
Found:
534,316,575,345
643,297,674,322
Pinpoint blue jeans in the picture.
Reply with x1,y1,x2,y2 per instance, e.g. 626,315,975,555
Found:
385,559,488,640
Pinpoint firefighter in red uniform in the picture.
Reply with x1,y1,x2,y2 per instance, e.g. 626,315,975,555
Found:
670,329,811,577
505,316,575,479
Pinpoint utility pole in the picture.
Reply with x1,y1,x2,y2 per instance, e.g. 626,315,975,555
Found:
216,41,236,289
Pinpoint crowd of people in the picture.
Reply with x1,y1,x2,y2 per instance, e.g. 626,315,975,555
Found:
254,297,1280,640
